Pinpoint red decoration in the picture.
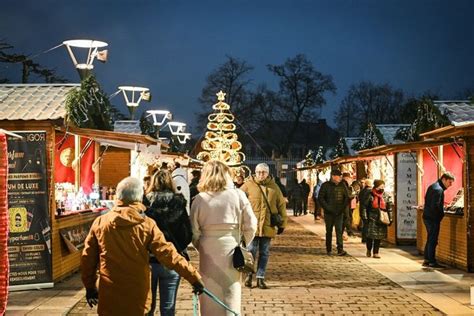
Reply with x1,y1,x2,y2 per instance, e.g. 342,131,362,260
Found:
0,133,9,314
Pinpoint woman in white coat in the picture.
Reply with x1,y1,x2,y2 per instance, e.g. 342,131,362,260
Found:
191,161,257,316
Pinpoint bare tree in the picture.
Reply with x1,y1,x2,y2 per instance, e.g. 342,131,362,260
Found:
0,40,68,83
267,54,336,155
196,55,254,131
335,81,404,136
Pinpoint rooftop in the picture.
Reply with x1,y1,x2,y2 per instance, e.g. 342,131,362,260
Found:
434,100,474,126
0,83,79,121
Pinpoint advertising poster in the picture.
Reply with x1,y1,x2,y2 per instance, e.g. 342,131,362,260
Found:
7,131,53,289
396,152,418,239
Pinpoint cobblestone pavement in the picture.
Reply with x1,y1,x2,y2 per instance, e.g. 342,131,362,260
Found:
69,218,443,315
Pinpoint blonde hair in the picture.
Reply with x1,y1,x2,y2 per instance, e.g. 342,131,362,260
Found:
198,160,231,192
146,170,176,195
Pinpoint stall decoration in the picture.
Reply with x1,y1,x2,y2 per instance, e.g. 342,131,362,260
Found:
0,132,9,313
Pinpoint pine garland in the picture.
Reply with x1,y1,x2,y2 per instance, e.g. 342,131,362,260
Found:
332,137,349,159
65,75,113,130
395,99,450,142
352,123,385,151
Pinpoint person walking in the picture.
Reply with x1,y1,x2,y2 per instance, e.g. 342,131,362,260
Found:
274,176,288,202
300,179,310,215
240,163,287,289
361,179,393,258
358,179,373,243
341,172,355,237
422,172,455,268
144,170,193,316
81,177,204,316
318,169,349,256
288,178,303,216
191,161,257,316
171,161,190,214
189,169,201,206
312,176,323,221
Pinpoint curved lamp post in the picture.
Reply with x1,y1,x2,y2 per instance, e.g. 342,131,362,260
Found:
63,39,108,79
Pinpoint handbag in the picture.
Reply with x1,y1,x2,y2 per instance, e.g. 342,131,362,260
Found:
379,209,390,225
256,182,283,227
232,190,255,273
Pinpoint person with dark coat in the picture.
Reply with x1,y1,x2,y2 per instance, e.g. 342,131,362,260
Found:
341,172,355,237
300,179,310,215
358,179,373,243
288,179,303,216
189,169,201,206
274,176,288,199
145,170,193,316
312,177,323,220
422,172,455,268
318,169,350,256
360,179,393,258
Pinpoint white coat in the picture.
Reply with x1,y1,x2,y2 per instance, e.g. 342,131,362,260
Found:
191,187,257,316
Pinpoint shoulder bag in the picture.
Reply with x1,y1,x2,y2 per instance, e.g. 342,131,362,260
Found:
256,183,283,227
379,209,390,225
232,190,255,273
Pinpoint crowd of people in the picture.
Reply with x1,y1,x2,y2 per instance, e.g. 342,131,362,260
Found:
79,159,455,315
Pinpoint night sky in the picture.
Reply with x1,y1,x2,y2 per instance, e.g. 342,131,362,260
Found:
2,0,473,133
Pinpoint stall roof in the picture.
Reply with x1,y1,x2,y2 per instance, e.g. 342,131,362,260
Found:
0,83,80,121
57,126,169,150
420,123,474,140
357,139,449,155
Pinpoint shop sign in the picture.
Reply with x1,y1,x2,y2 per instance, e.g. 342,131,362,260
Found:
7,131,53,288
396,153,417,239
59,221,94,254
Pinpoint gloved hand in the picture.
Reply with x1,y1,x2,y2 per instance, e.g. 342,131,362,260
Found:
192,279,205,295
277,227,284,235
86,287,99,308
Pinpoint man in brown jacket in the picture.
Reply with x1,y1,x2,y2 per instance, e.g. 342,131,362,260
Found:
81,177,204,316
240,163,287,289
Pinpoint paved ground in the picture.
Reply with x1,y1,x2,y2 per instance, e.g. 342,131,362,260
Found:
67,217,443,316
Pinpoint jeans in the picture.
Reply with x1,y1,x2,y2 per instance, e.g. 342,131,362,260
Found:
324,212,344,252
366,238,381,254
148,262,181,316
248,236,272,278
423,218,441,264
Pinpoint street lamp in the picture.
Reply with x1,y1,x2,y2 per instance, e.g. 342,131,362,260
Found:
63,39,108,79
118,86,151,120
146,110,172,128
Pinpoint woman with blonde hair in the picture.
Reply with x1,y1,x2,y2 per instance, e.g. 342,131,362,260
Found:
191,160,257,316
144,170,192,316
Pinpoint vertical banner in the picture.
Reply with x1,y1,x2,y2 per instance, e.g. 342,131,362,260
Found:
7,131,53,289
396,153,418,239
0,133,9,313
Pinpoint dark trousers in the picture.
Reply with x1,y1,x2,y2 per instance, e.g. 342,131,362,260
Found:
313,197,321,219
343,207,353,235
366,238,381,254
361,219,369,242
423,218,441,264
292,199,302,216
302,197,308,214
325,212,344,252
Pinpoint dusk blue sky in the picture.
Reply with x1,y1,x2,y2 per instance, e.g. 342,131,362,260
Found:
2,0,473,133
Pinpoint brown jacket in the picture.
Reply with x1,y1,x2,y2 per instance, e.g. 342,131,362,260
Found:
81,202,201,316
240,176,287,237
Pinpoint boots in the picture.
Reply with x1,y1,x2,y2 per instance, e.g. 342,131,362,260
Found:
244,274,252,288
256,278,269,289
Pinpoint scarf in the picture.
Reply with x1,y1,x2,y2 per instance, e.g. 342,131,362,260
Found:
371,188,386,210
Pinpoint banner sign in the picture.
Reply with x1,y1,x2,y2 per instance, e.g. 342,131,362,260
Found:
396,153,418,239
59,221,94,254
7,131,53,288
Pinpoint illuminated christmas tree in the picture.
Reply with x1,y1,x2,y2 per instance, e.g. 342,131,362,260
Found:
197,91,247,173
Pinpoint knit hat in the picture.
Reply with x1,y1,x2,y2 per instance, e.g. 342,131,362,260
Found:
373,179,385,189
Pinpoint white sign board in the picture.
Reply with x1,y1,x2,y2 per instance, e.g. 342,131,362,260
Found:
396,153,418,239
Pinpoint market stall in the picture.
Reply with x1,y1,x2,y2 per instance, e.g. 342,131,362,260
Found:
0,84,163,289
416,124,473,271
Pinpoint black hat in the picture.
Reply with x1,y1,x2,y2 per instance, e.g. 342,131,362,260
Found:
373,179,385,188
331,169,342,176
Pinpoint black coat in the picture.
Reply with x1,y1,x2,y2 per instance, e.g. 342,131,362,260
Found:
145,191,192,261
318,181,349,215
423,179,446,222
